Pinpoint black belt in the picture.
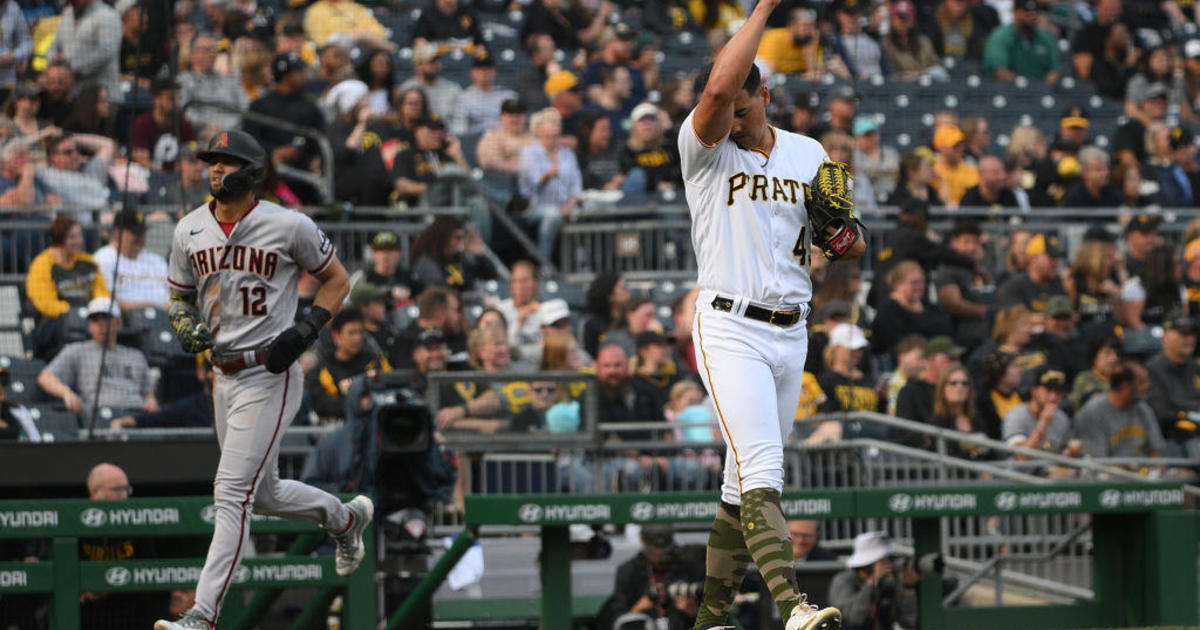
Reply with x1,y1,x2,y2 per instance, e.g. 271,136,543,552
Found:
711,296,806,327
213,351,266,374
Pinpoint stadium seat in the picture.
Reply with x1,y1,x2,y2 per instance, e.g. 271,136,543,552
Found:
0,285,20,328
0,355,47,403
29,405,81,442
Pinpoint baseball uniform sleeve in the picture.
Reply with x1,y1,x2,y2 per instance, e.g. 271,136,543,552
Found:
677,110,730,184
167,222,196,293
291,213,337,275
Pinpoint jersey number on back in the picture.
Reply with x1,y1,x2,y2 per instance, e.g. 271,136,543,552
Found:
792,227,808,265
239,286,267,316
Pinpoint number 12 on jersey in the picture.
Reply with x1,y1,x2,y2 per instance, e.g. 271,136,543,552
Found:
239,286,267,316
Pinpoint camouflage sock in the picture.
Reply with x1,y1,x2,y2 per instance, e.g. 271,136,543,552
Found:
693,501,751,629
740,488,801,620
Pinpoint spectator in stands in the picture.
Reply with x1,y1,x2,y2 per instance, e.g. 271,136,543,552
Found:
436,326,517,434
931,124,979,207
495,260,544,362
48,0,120,99
117,3,159,87
110,357,213,430
1061,146,1120,207
576,111,622,190
462,52,515,137
853,117,899,200
1067,233,1119,328
178,32,246,136
401,44,466,135
518,33,555,112
1078,362,1166,460
1113,83,1167,166
311,43,355,98
1119,244,1180,331
0,367,40,441
378,87,428,153
409,215,492,294
356,49,394,116
3,83,54,149
1056,107,1090,149
602,296,662,359
245,53,326,202
518,107,582,258
897,335,963,427
620,102,681,198
832,0,885,79
871,261,953,358
870,200,976,308
412,0,482,52
302,0,393,51
37,133,116,209
521,0,611,52
1071,0,1122,80
0,0,29,94
598,523,704,630
934,220,993,347
756,7,836,78
357,231,412,308
307,308,391,420
595,341,664,443
783,90,821,137
632,331,681,412
884,0,941,80
1156,127,1200,207
584,66,633,145
1087,23,1139,99
0,141,58,207
1004,365,1079,458
811,85,856,139
544,70,584,144
1185,238,1200,314
669,288,699,377
93,209,167,311
1145,316,1200,456
579,273,629,357
347,283,404,366
325,79,391,207
28,215,108,355
930,365,992,459
925,0,988,60
151,140,208,207
1070,334,1120,413
818,322,883,421
38,61,76,127
1124,213,1160,279
973,350,1019,440
477,98,532,176
982,0,1060,82
131,78,196,173
389,116,470,208
997,234,1068,310
394,286,467,370
960,117,991,166
62,84,113,138
888,152,943,206
585,24,646,96
960,155,1019,209
1126,47,1182,115
830,532,918,630
38,297,156,415
879,334,926,416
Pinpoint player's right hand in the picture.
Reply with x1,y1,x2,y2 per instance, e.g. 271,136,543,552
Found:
179,322,214,354
62,391,83,413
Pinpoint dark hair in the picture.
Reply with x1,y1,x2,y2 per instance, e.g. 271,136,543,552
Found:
417,286,454,319
331,307,363,332
895,153,925,191
63,84,113,136
693,61,761,98
612,296,654,331
356,49,395,92
1109,362,1136,389
48,214,78,246
1142,244,1180,309
410,215,465,266
577,111,612,154
813,261,862,314
1086,334,1120,366
585,273,622,317
391,87,429,125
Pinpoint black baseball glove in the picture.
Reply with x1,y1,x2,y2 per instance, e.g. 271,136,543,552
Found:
803,160,864,261
265,306,332,373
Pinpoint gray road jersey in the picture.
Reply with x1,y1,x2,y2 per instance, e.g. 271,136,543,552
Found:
168,200,336,354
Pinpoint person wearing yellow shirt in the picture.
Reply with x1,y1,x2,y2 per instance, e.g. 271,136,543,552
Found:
757,8,830,77
302,0,395,52
27,215,110,357
932,124,979,207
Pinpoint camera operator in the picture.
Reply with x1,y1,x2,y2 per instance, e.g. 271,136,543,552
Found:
597,523,704,630
829,532,919,630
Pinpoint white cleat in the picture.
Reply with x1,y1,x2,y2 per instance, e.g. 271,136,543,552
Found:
153,610,213,630
784,596,842,630
334,495,374,577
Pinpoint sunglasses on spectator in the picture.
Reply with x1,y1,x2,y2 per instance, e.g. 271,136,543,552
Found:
532,386,556,394
57,146,78,155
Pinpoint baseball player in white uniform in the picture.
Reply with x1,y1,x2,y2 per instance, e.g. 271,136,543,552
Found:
156,130,373,630
681,2,865,629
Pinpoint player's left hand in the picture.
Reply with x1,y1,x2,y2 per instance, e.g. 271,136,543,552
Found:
804,160,863,261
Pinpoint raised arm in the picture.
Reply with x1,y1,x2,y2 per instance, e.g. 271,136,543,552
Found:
692,0,780,146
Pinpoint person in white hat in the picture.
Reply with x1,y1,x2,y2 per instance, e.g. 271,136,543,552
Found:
816,322,879,416
620,101,681,198
37,297,158,416
828,532,918,630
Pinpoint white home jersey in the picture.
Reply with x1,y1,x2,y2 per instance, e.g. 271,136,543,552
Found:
678,110,827,306
167,200,336,354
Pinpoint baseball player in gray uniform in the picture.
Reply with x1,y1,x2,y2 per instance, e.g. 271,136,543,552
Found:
156,130,373,630
682,1,864,629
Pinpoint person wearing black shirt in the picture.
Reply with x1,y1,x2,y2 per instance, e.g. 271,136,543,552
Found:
1111,83,1167,166
870,261,954,359
358,231,413,308
933,219,994,347
349,283,406,367
1061,146,1122,208
896,336,963,444
577,111,623,189
596,524,705,630
1145,316,1200,455
411,0,482,49
1069,0,1122,80
818,323,887,440
868,199,976,308
244,53,326,203
997,234,1069,311
596,343,664,442
389,116,469,207
518,33,555,112
959,155,1019,209
306,309,392,419
619,102,681,196
395,287,469,370
38,61,75,127
326,78,391,205
1124,213,1160,279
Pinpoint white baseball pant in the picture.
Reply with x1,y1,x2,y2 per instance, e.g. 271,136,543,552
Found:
692,290,809,507
192,362,350,623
